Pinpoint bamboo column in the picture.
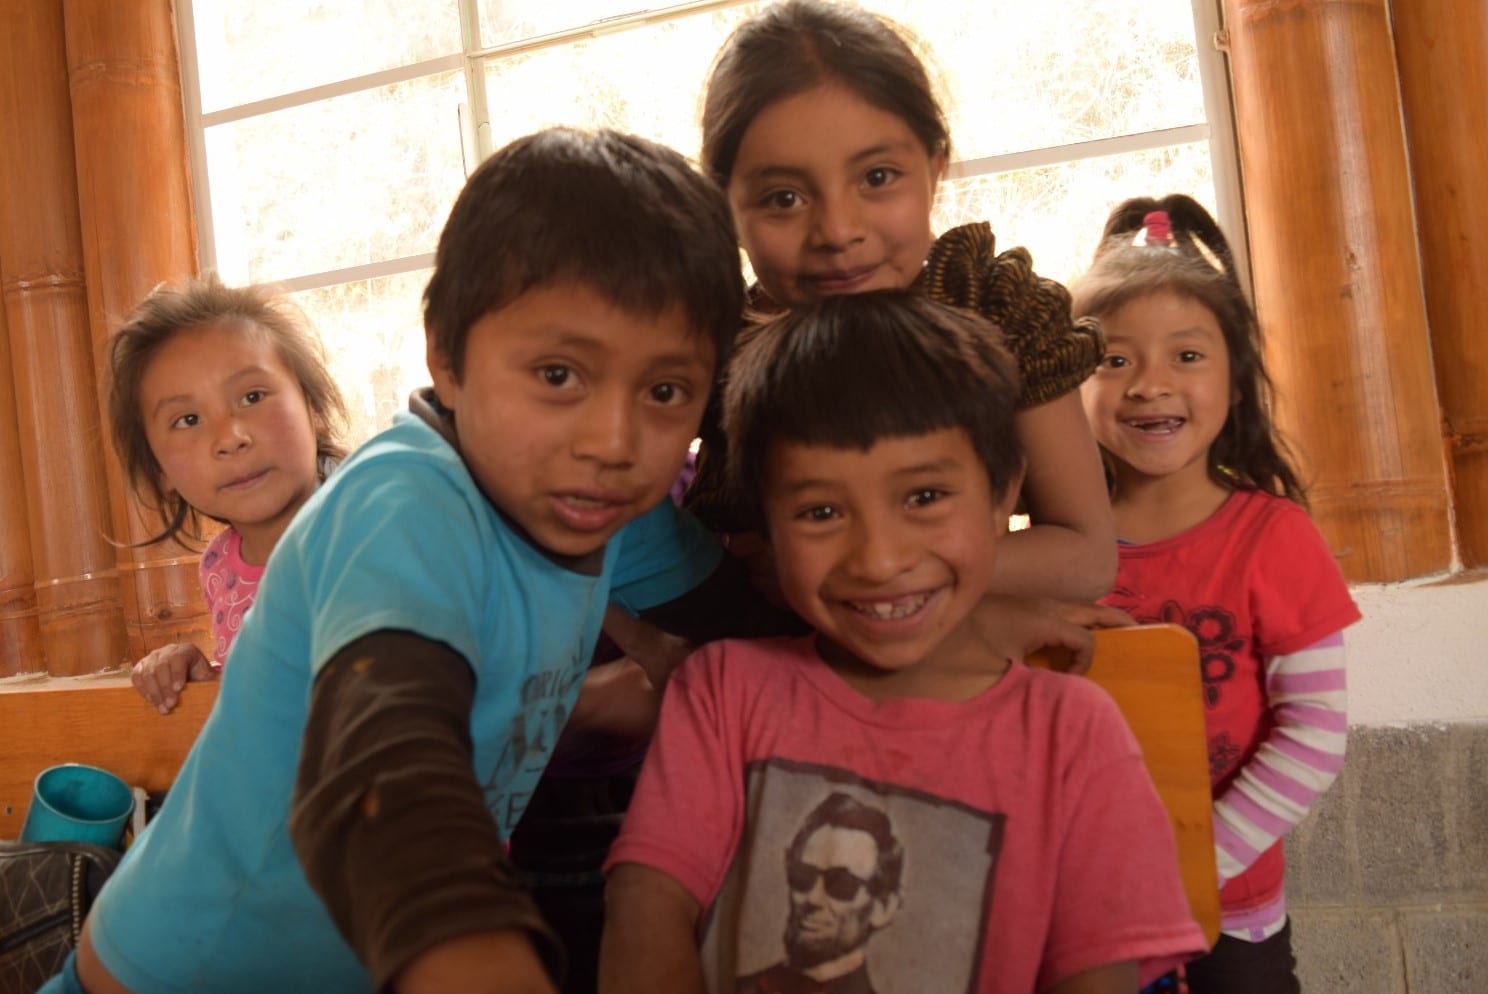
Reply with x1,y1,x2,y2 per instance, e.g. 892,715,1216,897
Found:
63,0,208,661
1221,0,1453,582
0,0,126,675
0,294,45,676
1392,0,1488,570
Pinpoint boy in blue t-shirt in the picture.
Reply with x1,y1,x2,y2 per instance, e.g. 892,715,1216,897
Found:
49,128,749,994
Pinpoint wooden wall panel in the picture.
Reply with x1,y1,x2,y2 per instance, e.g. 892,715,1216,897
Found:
0,0,126,675
0,295,44,676
63,0,208,661
1392,0,1488,569
1222,0,1453,581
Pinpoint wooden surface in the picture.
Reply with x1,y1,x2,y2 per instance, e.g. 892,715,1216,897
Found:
1223,0,1452,581
0,676,217,839
1030,624,1220,946
0,0,128,675
1393,0,1488,569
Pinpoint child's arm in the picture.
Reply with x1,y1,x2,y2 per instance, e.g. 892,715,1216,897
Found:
131,641,217,714
995,393,1117,601
290,630,561,994
1212,632,1348,884
598,863,705,994
1045,961,1139,994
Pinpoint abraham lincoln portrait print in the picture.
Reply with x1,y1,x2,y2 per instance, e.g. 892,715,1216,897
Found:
698,759,1005,994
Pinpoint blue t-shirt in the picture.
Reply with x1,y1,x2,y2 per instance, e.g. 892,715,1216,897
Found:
86,414,720,994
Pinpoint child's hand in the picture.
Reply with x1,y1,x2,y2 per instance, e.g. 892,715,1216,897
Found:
969,596,1135,675
602,605,694,689
395,929,557,994
130,642,217,714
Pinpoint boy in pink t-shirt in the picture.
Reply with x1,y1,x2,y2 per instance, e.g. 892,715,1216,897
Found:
600,294,1206,994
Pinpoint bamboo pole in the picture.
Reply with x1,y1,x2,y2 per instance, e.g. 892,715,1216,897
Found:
1392,0,1488,570
0,0,128,676
0,292,44,676
63,0,209,660
1221,0,1453,581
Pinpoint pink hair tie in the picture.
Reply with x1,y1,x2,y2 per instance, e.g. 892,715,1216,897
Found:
1139,210,1174,247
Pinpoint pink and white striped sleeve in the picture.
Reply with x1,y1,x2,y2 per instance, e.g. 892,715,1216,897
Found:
1212,631,1348,883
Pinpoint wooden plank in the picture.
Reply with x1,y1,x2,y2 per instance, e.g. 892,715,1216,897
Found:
0,677,217,839
1030,624,1220,946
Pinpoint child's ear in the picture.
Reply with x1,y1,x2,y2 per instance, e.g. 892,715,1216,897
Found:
425,322,458,409
930,148,948,186
995,461,1028,522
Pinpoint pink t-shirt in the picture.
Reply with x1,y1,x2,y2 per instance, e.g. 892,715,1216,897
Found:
199,527,264,665
609,636,1206,993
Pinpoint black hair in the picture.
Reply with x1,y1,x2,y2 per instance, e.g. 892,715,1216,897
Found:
724,291,1022,525
423,127,744,379
786,792,903,900
700,0,949,187
1072,194,1306,505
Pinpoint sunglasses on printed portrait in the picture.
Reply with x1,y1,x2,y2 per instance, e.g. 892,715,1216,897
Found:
786,861,873,901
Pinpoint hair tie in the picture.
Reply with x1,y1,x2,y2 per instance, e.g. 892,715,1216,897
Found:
1138,210,1174,248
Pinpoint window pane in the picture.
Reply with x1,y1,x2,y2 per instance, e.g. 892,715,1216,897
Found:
477,0,748,48
865,0,1206,161
191,0,462,112
481,5,761,155
933,142,1218,287
291,270,433,449
205,72,468,285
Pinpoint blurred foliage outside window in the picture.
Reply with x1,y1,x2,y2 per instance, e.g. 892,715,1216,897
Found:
184,0,1219,448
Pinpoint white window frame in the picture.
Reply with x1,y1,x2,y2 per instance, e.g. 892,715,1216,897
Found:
175,0,1246,296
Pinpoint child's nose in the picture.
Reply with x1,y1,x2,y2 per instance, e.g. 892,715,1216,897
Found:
810,191,864,251
571,392,637,467
213,417,251,455
1125,366,1172,400
844,513,914,581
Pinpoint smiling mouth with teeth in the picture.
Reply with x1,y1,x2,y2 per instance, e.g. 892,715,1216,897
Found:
848,593,931,620
1126,416,1186,433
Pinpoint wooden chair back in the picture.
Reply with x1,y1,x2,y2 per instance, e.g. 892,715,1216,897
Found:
1029,623,1220,945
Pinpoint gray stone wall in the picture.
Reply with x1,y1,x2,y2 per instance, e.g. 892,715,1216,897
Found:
1284,722,1487,993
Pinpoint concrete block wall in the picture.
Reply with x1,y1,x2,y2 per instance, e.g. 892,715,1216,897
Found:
1284,722,1488,993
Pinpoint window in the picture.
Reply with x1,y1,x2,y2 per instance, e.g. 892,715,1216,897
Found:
178,0,1237,447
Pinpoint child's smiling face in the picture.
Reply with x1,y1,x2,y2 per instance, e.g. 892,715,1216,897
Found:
762,427,1021,697
1080,289,1235,495
726,83,943,308
428,279,715,558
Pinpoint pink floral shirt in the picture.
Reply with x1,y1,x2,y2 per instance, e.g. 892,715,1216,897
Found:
199,527,264,666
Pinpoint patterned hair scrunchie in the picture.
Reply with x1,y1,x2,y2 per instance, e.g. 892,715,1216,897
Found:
915,222,1103,408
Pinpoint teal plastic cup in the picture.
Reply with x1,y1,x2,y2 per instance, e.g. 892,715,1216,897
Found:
19,763,135,848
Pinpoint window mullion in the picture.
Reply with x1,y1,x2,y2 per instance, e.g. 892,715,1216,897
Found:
947,123,1211,181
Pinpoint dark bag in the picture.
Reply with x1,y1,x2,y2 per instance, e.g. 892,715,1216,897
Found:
0,840,120,994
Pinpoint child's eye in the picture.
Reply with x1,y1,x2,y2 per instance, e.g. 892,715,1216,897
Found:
797,504,839,523
648,382,687,406
538,365,576,388
1100,354,1129,370
863,166,900,188
241,389,266,405
905,488,945,509
761,189,802,210
170,413,200,429
1177,350,1203,363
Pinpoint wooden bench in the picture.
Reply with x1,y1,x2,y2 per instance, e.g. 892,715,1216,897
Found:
0,676,218,839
